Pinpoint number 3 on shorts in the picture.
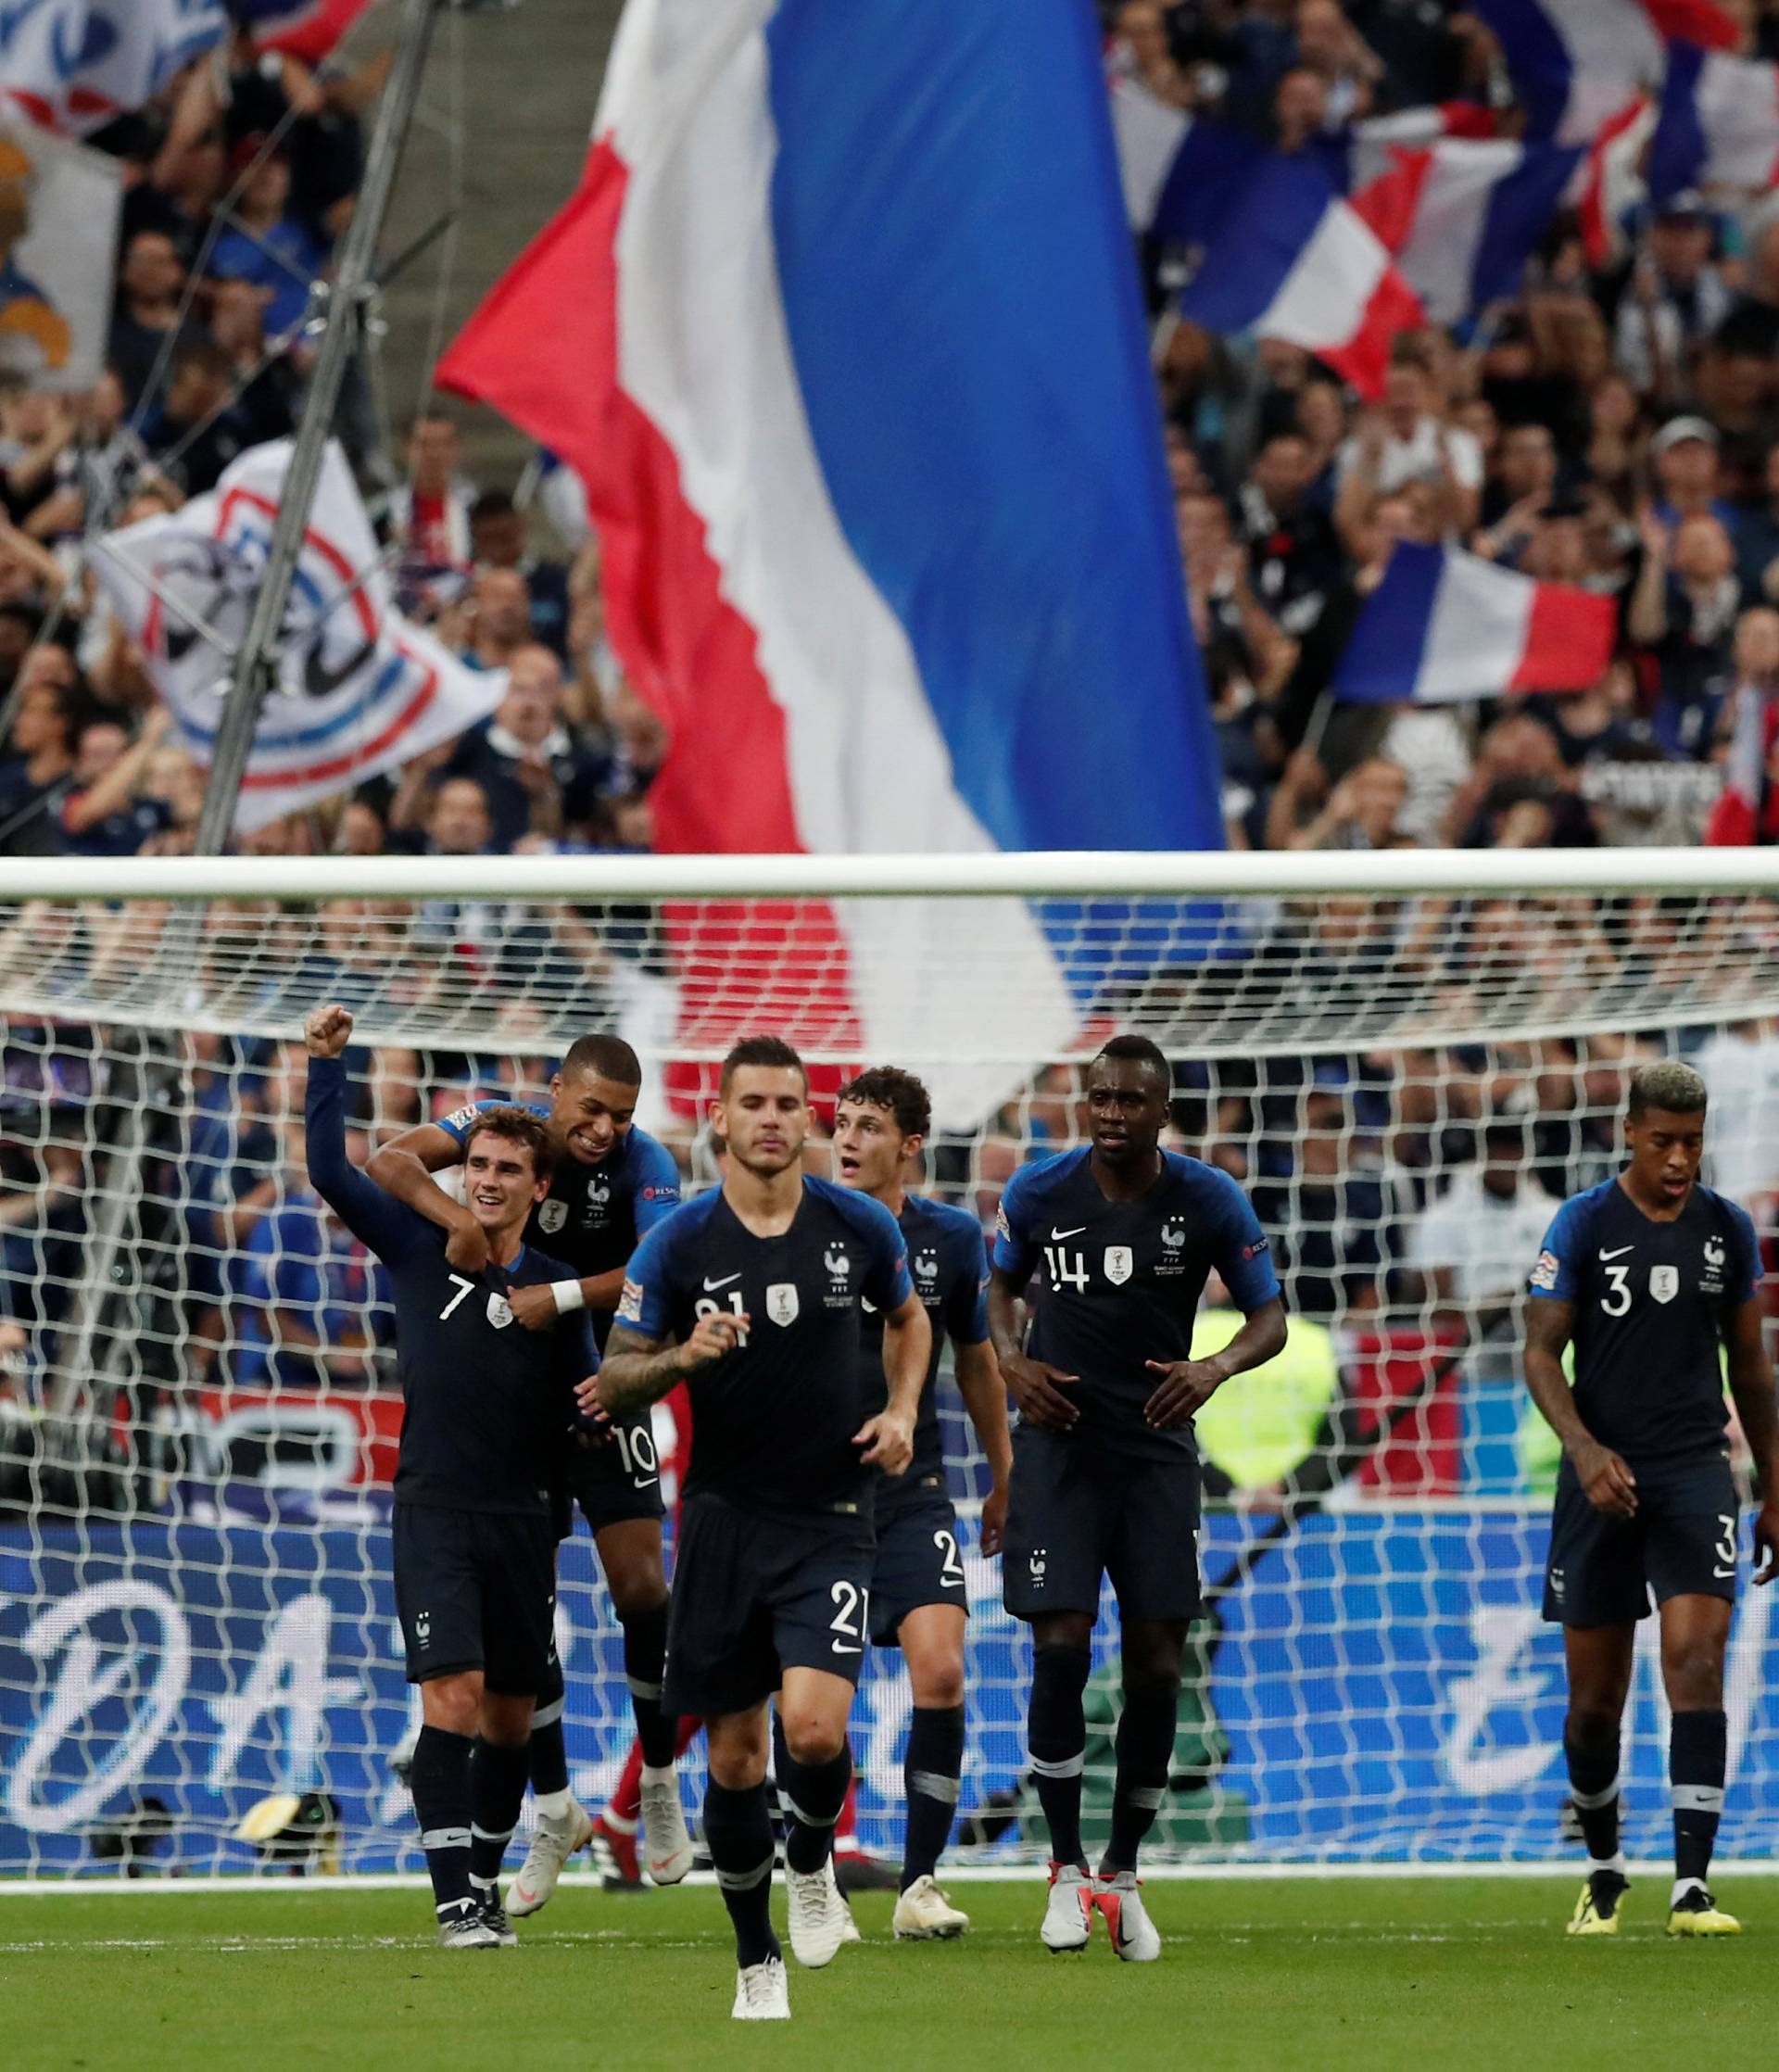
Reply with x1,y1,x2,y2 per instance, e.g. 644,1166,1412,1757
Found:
828,1580,868,1655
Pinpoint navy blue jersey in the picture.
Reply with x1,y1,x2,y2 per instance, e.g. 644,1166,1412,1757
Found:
437,1101,680,1346
993,1148,1281,1459
1529,1175,1759,1462
855,1194,989,1510
308,1057,599,1515
619,1176,913,1515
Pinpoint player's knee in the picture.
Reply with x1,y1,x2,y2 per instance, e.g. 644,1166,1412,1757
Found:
1032,1641,1092,1698
1662,1641,1724,1710
779,1712,846,1768
909,1656,965,1711
422,1674,480,1738
1122,1663,1181,1707
611,1582,670,1625
1563,1700,1621,1751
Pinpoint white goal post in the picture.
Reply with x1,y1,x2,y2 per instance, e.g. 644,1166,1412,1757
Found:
2,847,1778,1877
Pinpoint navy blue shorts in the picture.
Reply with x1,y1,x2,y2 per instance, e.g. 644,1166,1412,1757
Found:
561,1411,667,1535
392,1502,557,1693
869,1493,968,1646
1543,1448,1739,1626
662,1496,874,1717
1002,1425,1202,1624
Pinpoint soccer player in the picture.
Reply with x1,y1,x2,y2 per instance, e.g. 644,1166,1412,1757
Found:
367,1035,691,1902
591,1036,932,2020
1525,1059,1779,1939
989,1035,1285,1961
831,1067,1012,1939
302,1004,599,1948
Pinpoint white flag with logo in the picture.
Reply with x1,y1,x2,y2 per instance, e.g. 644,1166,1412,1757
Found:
0,120,121,387
0,1,227,137
90,438,506,831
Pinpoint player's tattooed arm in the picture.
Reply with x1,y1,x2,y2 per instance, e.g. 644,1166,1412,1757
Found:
1523,1295,1636,1519
988,1267,1079,1430
1724,1295,1779,1585
589,1312,745,1416
1144,1294,1288,1431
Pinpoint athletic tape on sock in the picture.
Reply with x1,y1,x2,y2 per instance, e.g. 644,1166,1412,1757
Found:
531,1697,564,1729
713,1851,775,1893
909,1770,962,1806
1028,1750,1085,1780
420,1827,472,1851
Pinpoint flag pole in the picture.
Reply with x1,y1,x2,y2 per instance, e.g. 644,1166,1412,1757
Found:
192,0,452,856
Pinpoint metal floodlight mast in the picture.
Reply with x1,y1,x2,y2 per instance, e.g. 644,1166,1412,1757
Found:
193,0,476,857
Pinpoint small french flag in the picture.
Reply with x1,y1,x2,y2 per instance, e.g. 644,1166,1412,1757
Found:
1107,77,1267,246
1475,0,1736,145
1338,102,1500,195
1179,157,1421,400
1577,96,1657,266
1651,43,1779,203
1332,540,1618,704
1351,139,1581,327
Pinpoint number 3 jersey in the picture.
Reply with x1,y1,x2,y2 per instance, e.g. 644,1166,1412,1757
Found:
619,1176,913,1515
992,1147,1281,1460
436,1100,681,1346
307,1055,599,1516
1529,1176,1758,1462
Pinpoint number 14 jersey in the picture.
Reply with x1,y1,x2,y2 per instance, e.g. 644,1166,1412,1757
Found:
992,1147,1281,1461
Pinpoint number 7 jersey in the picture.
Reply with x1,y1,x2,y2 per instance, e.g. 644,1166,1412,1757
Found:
993,1147,1281,1460
1528,1176,1758,1462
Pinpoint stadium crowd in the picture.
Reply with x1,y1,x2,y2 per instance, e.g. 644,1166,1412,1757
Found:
8,0,1779,1517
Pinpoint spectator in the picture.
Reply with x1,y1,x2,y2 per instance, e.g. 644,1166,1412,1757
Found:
0,674,74,855
207,138,328,343
469,488,572,656
1335,356,1483,545
107,231,189,416
1265,752,1415,853
455,565,533,675
57,709,173,857
1447,712,1599,847
391,412,475,585
443,644,614,849
207,277,299,447
1648,416,1739,541
145,337,254,494
234,1138,390,1392
1628,507,1741,756
1612,195,1734,401
1238,431,1344,636
1252,1066,1398,1323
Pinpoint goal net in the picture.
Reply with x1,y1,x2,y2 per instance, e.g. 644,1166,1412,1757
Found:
3,850,1778,1876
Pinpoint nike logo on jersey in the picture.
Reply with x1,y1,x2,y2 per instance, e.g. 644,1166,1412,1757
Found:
1598,1246,1634,1260
1051,1226,1088,1239
702,1273,742,1291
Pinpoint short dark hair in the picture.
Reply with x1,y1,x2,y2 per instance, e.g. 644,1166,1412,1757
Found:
470,488,518,524
837,1066,930,1141
1091,1034,1172,1093
171,336,233,387
1627,1060,1708,1120
462,1105,558,1181
561,1032,642,1087
719,1035,807,1095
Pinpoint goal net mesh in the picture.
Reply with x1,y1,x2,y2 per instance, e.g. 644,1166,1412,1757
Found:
3,880,1778,1875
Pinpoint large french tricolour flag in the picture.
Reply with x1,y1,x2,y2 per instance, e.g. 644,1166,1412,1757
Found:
1332,541,1618,704
439,0,1221,1125
1178,156,1421,399
1651,44,1779,203
1352,139,1581,327
234,2,375,64
1474,0,1736,145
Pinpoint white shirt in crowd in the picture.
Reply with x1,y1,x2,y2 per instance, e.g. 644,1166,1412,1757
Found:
1335,415,1484,499
1693,1025,1779,1208
1409,1166,1557,1305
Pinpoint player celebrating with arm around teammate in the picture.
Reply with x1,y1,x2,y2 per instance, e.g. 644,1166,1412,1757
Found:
303,1004,600,1949
589,1037,932,2022
1525,1060,1779,1940
367,1036,690,1901
832,1068,1013,1940
989,1036,1285,1963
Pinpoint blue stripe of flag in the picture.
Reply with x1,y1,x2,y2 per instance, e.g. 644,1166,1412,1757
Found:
1331,540,1445,703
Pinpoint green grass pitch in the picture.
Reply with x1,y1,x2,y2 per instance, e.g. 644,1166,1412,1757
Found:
5,1876,1772,2071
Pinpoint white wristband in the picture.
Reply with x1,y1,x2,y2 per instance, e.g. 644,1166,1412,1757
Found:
550,1279,586,1316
